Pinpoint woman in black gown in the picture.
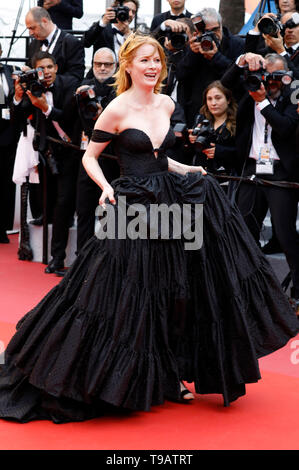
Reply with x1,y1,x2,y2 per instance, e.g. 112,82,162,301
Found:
0,33,298,423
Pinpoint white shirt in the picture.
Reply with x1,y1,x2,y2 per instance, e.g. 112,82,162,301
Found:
0,71,9,97
99,18,126,59
249,99,280,161
41,27,61,54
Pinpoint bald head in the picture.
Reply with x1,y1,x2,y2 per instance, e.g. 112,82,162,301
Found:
25,7,54,40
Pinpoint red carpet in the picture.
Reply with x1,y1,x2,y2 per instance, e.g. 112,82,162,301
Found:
0,234,298,450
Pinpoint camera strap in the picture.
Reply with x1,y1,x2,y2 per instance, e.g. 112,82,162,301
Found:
43,27,60,52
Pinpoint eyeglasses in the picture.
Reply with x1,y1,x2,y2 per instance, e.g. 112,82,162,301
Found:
93,62,115,68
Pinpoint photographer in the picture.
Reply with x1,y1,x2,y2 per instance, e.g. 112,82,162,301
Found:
188,81,238,185
246,11,299,79
13,51,80,274
150,0,193,33
0,45,20,243
222,52,299,312
83,1,138,68
75,48,120,252
174,8,245,127
25,7,85,88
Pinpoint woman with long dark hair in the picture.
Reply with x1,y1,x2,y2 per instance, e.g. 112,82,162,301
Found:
189,80,237,174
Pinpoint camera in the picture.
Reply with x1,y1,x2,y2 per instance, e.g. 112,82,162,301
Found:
243,66,293,92
282,12,299,34
193,15,206,34
258,15,283,37
17,67,46,97
110,0,130,23
172,123,189,143
76,86,108,121
165,27,188,50
192,119,216,152
197,31,219,51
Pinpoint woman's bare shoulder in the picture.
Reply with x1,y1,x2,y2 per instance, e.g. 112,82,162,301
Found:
157,93,176,114
94,94,127,133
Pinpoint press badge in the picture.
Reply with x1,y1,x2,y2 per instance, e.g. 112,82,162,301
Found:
256,144,274,175
1,108,10,120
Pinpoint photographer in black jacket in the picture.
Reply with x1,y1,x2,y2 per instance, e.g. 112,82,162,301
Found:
188,80,237,174
222,52,299,313
13,51,80,274
245,11,299,79
0,45,20,243
173,8,245,127
75,47,120,252
83,0,139,70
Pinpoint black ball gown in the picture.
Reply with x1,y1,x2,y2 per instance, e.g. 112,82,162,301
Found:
0,127,298,423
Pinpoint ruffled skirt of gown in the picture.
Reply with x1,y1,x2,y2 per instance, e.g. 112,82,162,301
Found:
0,172,298,423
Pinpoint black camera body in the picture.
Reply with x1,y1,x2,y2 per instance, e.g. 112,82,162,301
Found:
243,66,293,92
192,119,216,152
110,1,130,23
258,15,283,37
18,67,46,97
197,31,219,51
76,85,108,121
165,27,188,50
282,12,299,34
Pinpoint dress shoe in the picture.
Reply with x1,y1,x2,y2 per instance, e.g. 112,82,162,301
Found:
0,231,9,243
29,215,44,226
262,238,282,255
45,258,64,274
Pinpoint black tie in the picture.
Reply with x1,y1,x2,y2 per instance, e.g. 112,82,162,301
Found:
286,46,294,55
169,14,185,20
41,39,49,47
112,28,124,37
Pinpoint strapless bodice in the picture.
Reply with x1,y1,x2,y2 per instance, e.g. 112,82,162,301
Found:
91,127,176,177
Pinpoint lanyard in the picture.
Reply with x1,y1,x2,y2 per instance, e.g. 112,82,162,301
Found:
264,121,269,145
45,28,60,52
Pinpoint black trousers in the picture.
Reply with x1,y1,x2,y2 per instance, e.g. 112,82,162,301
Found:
0,143,17,233
237,182,299,298
49,151,79,262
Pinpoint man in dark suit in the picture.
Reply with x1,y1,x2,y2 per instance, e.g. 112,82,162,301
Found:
0,45,20,243
25,6,85,87
75,47,120,252
222,52,299,311
37,0,83,30
150,0,192,32
13,51,80,273
173,8,245,127
83,0,139,65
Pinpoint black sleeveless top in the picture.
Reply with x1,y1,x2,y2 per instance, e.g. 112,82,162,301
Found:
91,127,176,177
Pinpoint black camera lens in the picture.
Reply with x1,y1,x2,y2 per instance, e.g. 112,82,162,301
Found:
165,27,188,50
200,33,214,51
258,17,280,37
245,73,263,92
117,6,129,22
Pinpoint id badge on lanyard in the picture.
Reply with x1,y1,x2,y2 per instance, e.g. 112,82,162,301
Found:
256,122,274,175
